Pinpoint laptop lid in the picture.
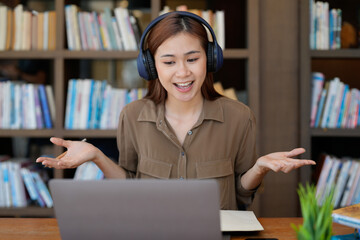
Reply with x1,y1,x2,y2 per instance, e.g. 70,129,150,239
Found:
49,179,222,240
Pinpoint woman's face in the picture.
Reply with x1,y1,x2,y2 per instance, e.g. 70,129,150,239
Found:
154,32,207,104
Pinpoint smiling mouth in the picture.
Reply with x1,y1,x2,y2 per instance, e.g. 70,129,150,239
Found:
174,81,194,89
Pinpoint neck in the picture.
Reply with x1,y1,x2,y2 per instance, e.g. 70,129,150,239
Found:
165,95,204,118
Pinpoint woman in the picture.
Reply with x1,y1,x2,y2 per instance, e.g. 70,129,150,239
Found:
36,12,315,210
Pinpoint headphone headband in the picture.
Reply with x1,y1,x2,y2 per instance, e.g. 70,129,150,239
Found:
139,11,219,53
137,11,224,80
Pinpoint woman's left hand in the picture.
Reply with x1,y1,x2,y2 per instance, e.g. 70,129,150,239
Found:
254,148,316,175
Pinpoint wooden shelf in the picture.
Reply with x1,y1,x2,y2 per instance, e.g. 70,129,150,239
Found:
223,49,249,59
311,49,360,58
0,49,249,60
63,130,117,138
0,50,62,59
63,50,139,59
0,207,54,217
311,128,360,137
0,129,56,137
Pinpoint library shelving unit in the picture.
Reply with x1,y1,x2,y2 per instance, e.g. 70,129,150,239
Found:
0,0,259,217
300,0,360,184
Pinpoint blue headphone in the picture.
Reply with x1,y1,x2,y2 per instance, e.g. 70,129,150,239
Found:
137,11,224,81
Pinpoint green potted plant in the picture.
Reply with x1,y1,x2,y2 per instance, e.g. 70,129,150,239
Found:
292,183,334,240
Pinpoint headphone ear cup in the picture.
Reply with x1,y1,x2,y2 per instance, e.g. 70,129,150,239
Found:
207,43,215,72
137,50,149,80
144,50,158,80
214,43,223,72
207,42,223,73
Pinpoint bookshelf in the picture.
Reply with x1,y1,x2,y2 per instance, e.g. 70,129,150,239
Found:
0,0,259,217
300,0,360,183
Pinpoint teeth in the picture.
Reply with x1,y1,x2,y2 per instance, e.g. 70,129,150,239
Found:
176,82,192,87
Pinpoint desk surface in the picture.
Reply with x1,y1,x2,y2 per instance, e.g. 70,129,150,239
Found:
0,218,355,240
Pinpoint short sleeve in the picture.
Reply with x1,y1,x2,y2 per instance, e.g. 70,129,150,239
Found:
235,109,258,209
117,108,138,178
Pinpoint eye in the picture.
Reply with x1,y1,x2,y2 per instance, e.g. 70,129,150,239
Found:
163,61,175,65
187,58,199,63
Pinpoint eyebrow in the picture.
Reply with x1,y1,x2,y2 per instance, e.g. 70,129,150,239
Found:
160,50,201,58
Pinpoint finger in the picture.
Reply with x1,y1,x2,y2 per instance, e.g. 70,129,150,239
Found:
280,159,316,173
36,156,53,163
285,148,306,158
286,159,316,165
50,137,71,148
37,157,62,169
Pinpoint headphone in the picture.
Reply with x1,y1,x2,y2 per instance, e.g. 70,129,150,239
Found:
137,11,224,81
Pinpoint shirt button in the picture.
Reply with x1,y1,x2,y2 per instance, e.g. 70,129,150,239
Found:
187,130,192,135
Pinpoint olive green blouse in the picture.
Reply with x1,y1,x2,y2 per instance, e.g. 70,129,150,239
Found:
117,97,258,210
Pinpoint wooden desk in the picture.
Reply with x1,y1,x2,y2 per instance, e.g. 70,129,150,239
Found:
0,218,355,240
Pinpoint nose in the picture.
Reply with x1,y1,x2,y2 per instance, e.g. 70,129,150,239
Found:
175,61,190,78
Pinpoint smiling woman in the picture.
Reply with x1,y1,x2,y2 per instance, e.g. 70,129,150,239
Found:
36,11,315,211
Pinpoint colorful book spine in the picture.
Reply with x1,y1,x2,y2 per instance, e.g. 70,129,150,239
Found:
38,84,52,129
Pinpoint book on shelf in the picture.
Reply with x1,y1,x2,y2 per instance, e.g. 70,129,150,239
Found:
0,158,53,208
311,72,360,129
0,81,53,129
64,78,147,130
64,4,141,51
161,5,225,49
310,72,325,127
332,203,360,229
0,6,7,50
0,4,56,51
74,161,104,180
315,153,360,209
310,0,342,50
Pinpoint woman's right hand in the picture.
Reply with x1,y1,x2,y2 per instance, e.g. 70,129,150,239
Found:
36,137,99,169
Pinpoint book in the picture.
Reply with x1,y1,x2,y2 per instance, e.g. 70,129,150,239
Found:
31,11,38,50
78,12,88,50
1,161,11,207
20,168,39,202
37,12,44,50
333,159,352,208
316,155,334,203
0,6,7,50
43,11,49,50
114,7,137,50
340,162,360,208
45,85,56,124
220,210,263,232
5,8,13,50
64,5,75,50
33,85,44,129
310,72,325,127
31,172,53,208
13,4,23,50
38,84,52,129
332,203,360,229
103,8,118,50
48,11,56,50
22,10,32,50
0,162,4,207
321,78,340,128
74,161,104,180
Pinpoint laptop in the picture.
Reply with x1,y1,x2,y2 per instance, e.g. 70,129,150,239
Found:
49,179,222,240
